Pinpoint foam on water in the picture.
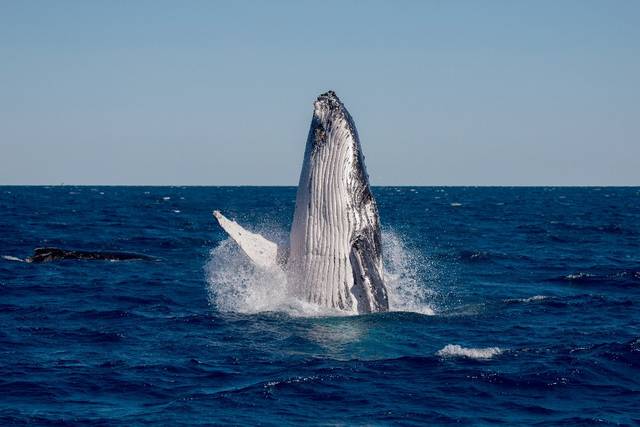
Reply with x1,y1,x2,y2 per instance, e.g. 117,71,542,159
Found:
205,239,294,314
436,344,503,360
205,229,436,316
504,295,548,304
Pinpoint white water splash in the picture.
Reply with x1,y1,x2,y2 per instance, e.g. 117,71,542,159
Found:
205,229,436,317
436,344,503,360
205,239,292,314
382,230,436,315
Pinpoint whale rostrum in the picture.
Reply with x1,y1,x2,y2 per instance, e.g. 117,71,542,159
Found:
214,91,389,314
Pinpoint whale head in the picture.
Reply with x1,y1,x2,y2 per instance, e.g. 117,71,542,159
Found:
288,91,388,313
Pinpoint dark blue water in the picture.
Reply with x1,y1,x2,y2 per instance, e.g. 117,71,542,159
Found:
1,187,639,425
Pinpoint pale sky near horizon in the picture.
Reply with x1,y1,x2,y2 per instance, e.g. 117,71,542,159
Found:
1,1,638,185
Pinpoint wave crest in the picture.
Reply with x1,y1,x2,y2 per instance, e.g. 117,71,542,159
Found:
436,344,503,360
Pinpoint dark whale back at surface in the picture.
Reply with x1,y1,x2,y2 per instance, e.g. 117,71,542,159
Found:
26,247,156,263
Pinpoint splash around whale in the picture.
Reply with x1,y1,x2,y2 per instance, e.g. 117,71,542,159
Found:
213,91,390,314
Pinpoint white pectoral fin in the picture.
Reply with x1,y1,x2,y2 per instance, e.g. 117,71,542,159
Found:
213,210,279,269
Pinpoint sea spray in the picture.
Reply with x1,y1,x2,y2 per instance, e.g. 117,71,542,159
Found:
206,229,437,316
382,230,437,315
205,239,289,314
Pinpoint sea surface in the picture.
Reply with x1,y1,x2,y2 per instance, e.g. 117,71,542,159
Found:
1,186,639,426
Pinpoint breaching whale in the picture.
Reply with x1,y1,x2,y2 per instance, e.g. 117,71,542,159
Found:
214,91,389,314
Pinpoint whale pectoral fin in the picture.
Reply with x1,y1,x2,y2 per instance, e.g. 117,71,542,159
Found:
213,210,280,269
349,237,389,313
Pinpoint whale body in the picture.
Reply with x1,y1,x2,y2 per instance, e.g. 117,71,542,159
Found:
214,91,389,314
24,247,156,263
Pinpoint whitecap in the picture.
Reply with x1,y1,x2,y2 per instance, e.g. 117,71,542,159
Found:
565,273,594,280
450,202,462,207
504,295,547,303
436,344,503,360
2,255,25,262
162,196,171,200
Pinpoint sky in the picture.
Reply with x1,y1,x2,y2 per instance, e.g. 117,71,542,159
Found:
1,1,638,185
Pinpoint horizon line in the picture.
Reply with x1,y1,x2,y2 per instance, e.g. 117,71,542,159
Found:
1,184,638,188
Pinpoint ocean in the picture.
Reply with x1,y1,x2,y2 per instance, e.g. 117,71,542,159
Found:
1,186,638,425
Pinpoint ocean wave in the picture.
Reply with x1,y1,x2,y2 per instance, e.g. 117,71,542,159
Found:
65,309,139,321
550,269,640,287
570,337,640,368
564,272,594,281
17,326,124,343
536,294,633,310
504,295,548,304
436,344,503,360
456,250,530,263
550,221,634,236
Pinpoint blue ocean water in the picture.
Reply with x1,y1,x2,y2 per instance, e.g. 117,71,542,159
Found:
1,186,639,425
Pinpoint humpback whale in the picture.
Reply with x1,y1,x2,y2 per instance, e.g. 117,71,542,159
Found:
24,247,155,263
214,91,389,314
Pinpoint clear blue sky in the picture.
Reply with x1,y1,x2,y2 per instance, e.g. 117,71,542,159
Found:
1,1,638,185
